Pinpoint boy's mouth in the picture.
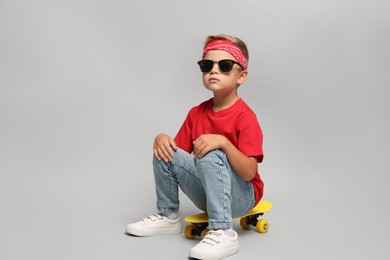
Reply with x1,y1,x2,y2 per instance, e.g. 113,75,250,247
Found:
209,77,219,82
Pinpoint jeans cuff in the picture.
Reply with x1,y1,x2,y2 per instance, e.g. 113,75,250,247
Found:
208,222,233,230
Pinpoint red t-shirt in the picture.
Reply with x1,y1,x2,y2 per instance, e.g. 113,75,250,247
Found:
174,98,264,204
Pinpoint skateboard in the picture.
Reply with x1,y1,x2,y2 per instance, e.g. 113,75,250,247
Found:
184,200,272,239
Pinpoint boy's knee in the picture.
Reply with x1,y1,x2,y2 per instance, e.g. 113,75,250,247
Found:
153,148,193,168
198,149,226,162
195,149,227,168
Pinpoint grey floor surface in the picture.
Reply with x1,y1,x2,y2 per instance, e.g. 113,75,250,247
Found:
1,158,388,260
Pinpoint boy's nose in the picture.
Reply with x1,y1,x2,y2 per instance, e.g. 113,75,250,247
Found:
210,62,219,73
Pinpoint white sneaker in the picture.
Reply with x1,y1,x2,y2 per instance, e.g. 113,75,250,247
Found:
125,213,182,236
188,229,239,259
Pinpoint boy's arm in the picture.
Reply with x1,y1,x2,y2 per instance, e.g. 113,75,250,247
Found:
221,138,258,181
193,134,257,181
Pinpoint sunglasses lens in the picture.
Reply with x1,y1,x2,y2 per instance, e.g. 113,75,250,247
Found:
198,60,214,72
218,60,234,72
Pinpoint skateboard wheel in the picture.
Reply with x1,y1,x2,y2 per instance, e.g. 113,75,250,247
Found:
184,224,196,239
240,217,250,229
256,219,269,233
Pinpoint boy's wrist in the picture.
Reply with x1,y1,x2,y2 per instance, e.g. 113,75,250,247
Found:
219,135,229,150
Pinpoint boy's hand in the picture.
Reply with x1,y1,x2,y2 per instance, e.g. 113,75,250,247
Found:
193,134,227,158
153,133,178,162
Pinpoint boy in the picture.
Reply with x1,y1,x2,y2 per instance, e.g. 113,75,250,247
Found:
126,34,264,260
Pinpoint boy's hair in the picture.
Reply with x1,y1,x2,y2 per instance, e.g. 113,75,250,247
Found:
204,34,249,63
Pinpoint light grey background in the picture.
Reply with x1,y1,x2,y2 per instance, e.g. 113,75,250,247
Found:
1,0,389,259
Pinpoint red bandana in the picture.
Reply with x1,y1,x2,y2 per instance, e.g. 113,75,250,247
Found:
202,40,247,69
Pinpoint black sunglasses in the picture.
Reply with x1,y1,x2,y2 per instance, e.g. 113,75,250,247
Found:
197,59,244,73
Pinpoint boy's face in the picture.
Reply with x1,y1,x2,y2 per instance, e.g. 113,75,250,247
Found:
201,50,248,95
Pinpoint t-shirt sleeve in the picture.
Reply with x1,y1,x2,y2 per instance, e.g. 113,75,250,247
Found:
236,113,264,162
174,109,194,153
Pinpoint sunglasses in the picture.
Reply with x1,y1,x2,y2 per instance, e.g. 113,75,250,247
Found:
197,59,244,73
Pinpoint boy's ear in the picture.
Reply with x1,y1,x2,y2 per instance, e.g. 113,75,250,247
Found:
237,70,248,85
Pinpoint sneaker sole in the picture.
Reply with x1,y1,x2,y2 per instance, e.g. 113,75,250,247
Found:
189,244,239,260
125,226,182,237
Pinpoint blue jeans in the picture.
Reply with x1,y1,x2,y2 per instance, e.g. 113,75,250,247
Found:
153,148,255,229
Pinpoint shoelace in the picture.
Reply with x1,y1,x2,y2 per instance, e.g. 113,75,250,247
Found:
142,213,164,223
201,230,224,246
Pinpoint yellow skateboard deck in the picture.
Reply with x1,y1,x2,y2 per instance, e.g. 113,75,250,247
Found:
184,201,272,239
